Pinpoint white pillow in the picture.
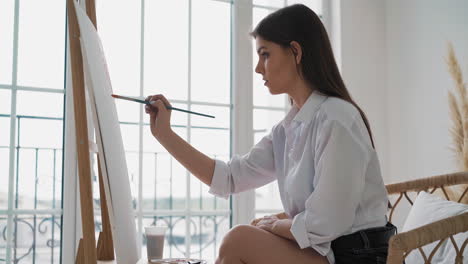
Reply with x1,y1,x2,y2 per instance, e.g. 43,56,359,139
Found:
401,191,468,264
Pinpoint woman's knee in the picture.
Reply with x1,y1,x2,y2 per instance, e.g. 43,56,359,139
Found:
219,225,255,256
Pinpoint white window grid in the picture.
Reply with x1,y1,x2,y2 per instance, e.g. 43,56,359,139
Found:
1,0,65,262
250,0,326,219
63,0,234,262
1,0,327,263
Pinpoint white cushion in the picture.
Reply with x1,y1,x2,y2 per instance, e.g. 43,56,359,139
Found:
401,191,468,264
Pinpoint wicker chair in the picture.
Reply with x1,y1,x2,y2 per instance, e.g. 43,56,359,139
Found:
385,171,468,263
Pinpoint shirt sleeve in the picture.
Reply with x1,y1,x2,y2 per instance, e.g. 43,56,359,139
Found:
209,129,277,199
290,119,371,256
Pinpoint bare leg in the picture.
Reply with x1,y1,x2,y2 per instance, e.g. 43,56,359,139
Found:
215,225,329,264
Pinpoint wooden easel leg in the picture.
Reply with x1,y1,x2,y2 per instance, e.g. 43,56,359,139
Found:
75,239,85,264
68,0,97,263
69,0,119,262
97,158,115,260
97,231,114,260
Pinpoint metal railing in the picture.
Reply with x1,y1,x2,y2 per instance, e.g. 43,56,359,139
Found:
0,114,231,263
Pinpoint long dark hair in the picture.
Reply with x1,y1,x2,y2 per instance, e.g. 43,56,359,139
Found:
251,4,375,148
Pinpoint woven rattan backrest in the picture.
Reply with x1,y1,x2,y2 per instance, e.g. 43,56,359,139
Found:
385,172,468,264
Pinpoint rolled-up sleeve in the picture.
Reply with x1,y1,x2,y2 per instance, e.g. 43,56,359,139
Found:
290,120,370,256
209,131,277,199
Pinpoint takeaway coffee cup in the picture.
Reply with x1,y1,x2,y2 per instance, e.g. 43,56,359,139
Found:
145,225,168,260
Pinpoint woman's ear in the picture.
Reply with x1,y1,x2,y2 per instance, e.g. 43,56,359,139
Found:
289,41,302,65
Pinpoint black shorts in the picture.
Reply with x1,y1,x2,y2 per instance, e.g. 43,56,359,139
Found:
331,222,397,264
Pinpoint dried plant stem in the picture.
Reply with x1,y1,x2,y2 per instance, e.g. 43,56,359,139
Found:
445,42,468,204
448,91,463,166
447,43,468,170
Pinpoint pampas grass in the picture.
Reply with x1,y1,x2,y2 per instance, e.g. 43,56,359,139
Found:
445,42,468,203
448,92,464,166
446,42,468,170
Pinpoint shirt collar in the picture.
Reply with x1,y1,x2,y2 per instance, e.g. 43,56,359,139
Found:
283,91,328,127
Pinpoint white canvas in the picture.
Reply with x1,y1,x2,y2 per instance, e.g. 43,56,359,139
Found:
73,2,139,263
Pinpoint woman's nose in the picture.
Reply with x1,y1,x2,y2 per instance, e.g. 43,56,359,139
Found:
255,61,263,74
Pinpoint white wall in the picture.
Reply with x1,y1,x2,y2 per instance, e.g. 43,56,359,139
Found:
386,0,468,183
335,0,468,183
337,0,389,180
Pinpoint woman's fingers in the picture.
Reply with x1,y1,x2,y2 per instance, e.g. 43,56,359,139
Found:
251,216,269,226
148,94,172,107
158,95,172,108
257,225,270,230
150,99,168,113
145,95,170,112
276,212,288,219
145,95,157,114
250,218,261,226
256,222,274,232
144,94,172,113
251,215,278,226
144,94,173,139
257,218,275,225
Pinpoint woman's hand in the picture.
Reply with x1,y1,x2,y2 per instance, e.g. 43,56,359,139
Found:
254,215,279,233
145,94,172,140
250,212,288,227
250,214,275,227
271,219,295,241
143,94,215,187
250,213,295,241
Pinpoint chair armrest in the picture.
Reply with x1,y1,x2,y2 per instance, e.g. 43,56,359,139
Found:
387,212,468,264
385,172,468,222
386,172,468,196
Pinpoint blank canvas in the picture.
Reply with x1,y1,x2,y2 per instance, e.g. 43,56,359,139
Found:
73,2,139,263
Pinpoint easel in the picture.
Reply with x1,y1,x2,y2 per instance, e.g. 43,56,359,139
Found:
67,0,115,263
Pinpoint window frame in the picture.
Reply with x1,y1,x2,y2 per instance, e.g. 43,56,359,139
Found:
62,0,234,262
1,0,327,263
2,0,68,263
248,0,328,221
59,0,328,262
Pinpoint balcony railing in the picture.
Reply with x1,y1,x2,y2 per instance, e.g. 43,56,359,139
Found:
0,114,231,263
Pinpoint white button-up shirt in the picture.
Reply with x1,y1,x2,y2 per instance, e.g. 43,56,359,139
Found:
209,91,388,263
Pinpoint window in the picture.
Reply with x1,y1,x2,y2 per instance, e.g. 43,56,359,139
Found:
251,0,324,219
0,0,67,263
1,1,324,263
91,0,231,262
252,2,289,217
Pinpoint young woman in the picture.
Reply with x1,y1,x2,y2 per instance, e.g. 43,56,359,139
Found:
145,4,394,264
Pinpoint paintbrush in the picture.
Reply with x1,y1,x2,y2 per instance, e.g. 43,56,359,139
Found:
111,94,215,119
